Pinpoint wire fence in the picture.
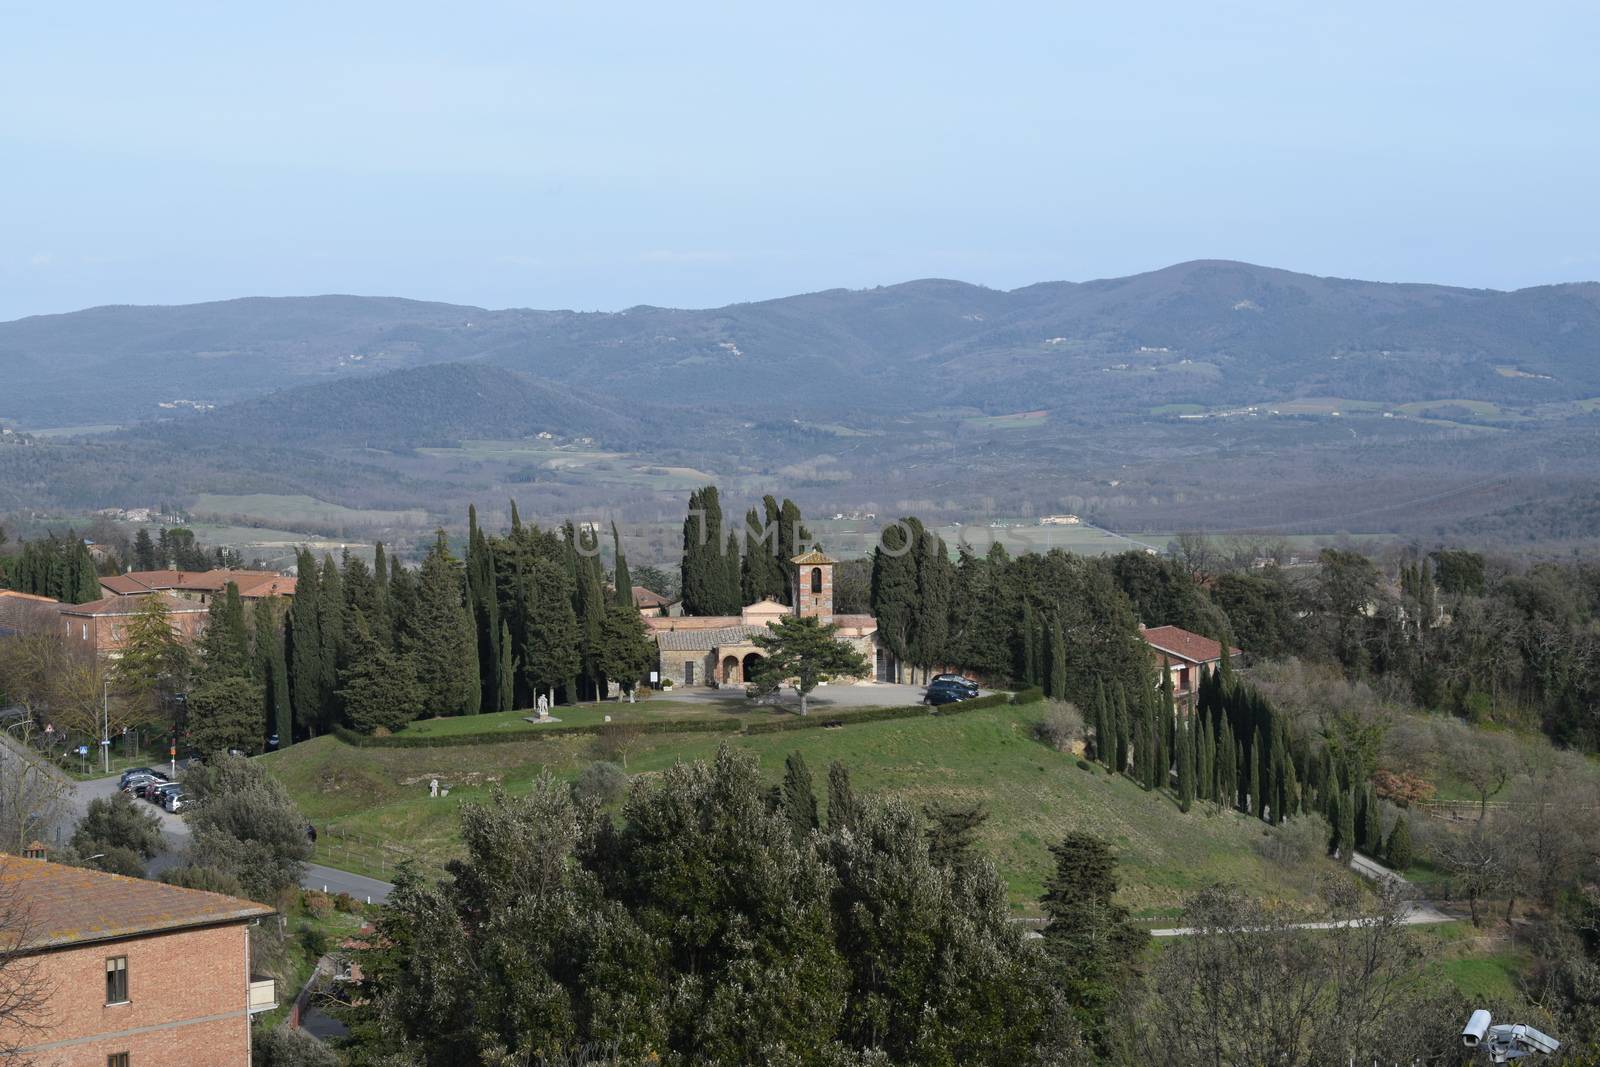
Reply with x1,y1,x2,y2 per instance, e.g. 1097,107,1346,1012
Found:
313,825,426,883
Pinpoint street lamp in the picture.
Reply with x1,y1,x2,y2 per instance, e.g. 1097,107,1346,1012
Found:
101,679,111,774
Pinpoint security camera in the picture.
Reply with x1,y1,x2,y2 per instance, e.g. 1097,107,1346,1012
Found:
1462,1010,1560,1061
1463,1010,1491,1047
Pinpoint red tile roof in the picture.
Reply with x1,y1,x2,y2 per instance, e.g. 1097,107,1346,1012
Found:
102,569,295,598
0,590,59,604
59,592,209,617
1140,625,1241,665
0,855,273,951
631,585,676,609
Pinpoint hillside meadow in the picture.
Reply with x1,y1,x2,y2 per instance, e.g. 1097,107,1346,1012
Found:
265,701,1336,919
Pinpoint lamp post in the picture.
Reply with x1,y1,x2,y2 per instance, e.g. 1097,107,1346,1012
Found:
101,679,110,774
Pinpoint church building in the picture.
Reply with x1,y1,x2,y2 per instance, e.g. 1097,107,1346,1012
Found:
647,549,892,687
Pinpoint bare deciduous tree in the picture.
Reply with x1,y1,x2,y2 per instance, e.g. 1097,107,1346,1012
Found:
0,859,52,1062
0,745,69,857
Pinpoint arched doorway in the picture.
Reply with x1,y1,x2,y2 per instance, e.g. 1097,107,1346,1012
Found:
720,655,739,684
742,652,763,682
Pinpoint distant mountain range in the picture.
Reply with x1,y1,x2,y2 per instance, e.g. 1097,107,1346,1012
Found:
5,260,1599,429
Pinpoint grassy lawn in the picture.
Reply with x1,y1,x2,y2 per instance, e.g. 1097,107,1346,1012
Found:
266,704,1331,918
1418,922,1533,1001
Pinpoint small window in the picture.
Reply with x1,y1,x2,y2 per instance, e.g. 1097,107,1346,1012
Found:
108,1054,129,1067
82,623,90,641
105,956,128,1004
810,567,823,594
684,661,695,685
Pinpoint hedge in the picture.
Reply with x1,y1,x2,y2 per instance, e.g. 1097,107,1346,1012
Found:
333,690,1032,747
331,716,744,749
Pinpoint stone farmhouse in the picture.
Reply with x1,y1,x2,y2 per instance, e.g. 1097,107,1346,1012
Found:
648,549,892,687
0,853,277,1066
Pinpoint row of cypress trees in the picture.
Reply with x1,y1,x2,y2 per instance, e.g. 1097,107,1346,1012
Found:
679,487,812,615
2,529,101,603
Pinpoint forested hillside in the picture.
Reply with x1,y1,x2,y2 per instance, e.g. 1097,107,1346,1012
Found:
7,261,1600,427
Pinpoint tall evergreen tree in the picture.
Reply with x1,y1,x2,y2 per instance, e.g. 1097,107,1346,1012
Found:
402,532,477,716
924,800,988,872
133,528,158,570
1092,677,1110,766
522,557,582,706
826,759,859,830
197,582,250,681
371,542,391,646
779,751,819,844
1040,833,1147,1053
1177,720,1195,812
777,497,810,602
741,505,784,604
317,555,346,727
1048,615,1068,699
869,519,919,683
287,549,322,737
1113,682,1130,774
1248,728,1264,819
610,521,633,608
909,528,953,681
254,599,291,747
339,610,422,734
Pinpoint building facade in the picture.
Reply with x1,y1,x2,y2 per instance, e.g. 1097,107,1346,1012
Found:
0,856,276,1066
649,550,884,687
57,593,210,659
1138,624,1243,707
100,569,296,604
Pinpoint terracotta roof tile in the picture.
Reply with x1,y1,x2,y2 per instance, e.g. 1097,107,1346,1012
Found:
0,855,273,951
1140,625,1241,665
59,592,209,617
631,585,676,608
791,548,837,566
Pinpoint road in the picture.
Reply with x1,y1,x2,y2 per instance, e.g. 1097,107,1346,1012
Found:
57,761,395,902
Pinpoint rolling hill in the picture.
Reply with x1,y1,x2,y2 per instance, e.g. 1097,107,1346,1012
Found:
5,261,1600,428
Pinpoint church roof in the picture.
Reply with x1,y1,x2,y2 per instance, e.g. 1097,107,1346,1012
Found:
791,548,837,566
656,624,770,652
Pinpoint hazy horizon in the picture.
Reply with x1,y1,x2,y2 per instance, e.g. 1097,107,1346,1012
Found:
4,2,1598,321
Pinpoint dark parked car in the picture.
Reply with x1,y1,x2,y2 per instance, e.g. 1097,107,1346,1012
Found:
132,777,171,801
121,771,166,795
923,681,972,706
931,673,979,694
119,767,160,789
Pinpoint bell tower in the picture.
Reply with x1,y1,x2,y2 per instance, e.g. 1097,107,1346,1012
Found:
790,548,836,622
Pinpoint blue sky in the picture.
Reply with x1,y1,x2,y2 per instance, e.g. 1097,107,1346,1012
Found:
3,1,1597,320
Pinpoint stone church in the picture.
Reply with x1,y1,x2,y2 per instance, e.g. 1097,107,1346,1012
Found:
646,549,892,687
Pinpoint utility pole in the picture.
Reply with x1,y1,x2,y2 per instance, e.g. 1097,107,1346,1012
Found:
101,679,110,774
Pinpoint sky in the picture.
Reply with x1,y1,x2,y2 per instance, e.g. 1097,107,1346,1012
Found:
3,1,1599,321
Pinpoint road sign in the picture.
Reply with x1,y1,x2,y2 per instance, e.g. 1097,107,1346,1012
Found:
76,745,88,756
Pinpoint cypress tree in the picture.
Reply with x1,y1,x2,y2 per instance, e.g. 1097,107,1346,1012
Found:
371,541,391,646
1266,726,1286,824
317,555,346,728
497,620,515,712
777,497,809,602
779,751,818,844
1339,787,1358,860
869,519,918,683
1327,789,1343,855
1248,728,1264,819
288,549,322,736
1177,721,1194,812
610,521,632,608
742,503,785,603
1360,783,1382,854
1113,682,1130,774
133,528,158,570
1092,678,1109,766
1048,615,1068,700
910,530,953,680
403,532,478,716
925,800,988,872
723,529,742,612
1386,815,1413,870
826,759,859,830
1021,602,1038,686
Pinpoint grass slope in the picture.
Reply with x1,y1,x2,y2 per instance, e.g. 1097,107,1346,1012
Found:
266,704,1317,918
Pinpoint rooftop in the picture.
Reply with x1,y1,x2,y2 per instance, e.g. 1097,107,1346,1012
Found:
631,585,677,609
0,855,273,952
791,548,837,566
102,569,296,598
59,591,210,617
656,623,772,652
1139,625,1242,665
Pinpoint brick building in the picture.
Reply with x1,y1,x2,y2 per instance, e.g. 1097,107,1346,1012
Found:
57,592,209,660
0,589,62,637
0,855,276,1066
649,550,887,686
100,569,296,604
1138,624,1242,707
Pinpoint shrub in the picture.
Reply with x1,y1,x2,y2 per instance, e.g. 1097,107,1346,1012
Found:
1254,812,1331,868
1011,686,1046,705
253,1024,340,1067
159,865,247,897
303,890,335,919
333,891,360,913
572,761,628,807
299,926,331,958
72,792,163,859
1077,759,1094,772
1033,702,1085,752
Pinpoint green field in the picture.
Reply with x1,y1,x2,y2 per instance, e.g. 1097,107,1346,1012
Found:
396,699,763,737
192,493,430,530
266,703,1329,917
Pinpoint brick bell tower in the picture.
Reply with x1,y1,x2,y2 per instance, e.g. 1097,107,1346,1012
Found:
790,548,836,623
